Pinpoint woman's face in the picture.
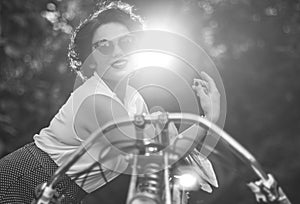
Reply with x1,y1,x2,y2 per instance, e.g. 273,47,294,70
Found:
91,22,132,82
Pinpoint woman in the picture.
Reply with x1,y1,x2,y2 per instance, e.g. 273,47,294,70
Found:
0,1,220,203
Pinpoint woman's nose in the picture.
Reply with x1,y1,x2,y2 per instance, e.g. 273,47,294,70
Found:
112,43,123,58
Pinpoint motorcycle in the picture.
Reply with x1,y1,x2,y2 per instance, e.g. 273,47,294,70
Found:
33,112,291,204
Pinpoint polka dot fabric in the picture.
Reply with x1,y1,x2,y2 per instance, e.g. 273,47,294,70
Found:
0,143,87,203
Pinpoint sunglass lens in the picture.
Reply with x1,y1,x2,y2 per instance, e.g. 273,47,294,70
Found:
118,35,135,53
98,41,114,55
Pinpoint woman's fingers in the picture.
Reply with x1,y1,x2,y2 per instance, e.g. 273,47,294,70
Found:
193,78,209,94
194,78,208,87
199,71,218,92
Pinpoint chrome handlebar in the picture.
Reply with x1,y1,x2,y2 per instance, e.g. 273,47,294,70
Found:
35,113,291,204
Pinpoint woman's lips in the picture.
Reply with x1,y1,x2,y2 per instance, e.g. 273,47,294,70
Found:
110,59,128,69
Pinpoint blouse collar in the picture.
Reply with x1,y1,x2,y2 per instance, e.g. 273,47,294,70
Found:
93,72,117,97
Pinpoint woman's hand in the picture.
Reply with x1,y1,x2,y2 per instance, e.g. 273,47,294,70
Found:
192,72,220,123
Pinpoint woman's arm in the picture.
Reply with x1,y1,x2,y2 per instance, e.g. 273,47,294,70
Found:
171,72,220,191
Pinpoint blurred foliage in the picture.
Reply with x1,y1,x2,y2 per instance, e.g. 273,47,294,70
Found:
0,0,300,203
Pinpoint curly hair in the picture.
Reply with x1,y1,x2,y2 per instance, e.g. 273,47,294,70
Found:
68,1,144,81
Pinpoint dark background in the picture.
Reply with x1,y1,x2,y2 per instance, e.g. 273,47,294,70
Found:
1,0,299,203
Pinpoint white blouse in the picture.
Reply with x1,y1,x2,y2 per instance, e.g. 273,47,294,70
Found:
34,72,148,193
